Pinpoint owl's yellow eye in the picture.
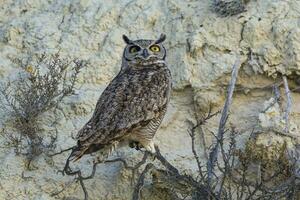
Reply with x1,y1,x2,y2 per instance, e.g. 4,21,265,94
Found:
150,45,160,52
129,45,140,53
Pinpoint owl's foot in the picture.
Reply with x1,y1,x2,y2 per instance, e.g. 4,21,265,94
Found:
129,141,156,156
129,141,143,151
142,141,156,155
129,141,157,162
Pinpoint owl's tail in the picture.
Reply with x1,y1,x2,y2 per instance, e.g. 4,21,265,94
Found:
68,145,86,162
63,142,119,175
68,142,105,162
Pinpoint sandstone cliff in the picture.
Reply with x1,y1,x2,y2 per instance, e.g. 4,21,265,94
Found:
0,0,299,199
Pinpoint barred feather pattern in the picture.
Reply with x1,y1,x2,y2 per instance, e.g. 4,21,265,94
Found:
69,36,171,161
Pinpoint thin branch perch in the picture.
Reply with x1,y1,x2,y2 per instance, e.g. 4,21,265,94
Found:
59,151,150,200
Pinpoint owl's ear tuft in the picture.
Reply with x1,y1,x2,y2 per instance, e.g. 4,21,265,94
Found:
155,34,166,44
122,35,133,44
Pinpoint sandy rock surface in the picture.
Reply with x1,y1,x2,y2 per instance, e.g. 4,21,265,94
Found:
0,0,299,199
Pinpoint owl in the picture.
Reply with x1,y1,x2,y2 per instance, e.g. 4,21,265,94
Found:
68,34,171,162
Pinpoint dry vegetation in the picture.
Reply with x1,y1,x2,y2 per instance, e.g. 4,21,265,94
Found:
0,53,86,165
212,0,250,17
56,58,299,200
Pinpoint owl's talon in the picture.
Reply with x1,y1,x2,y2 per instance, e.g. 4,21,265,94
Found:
129,141,143,151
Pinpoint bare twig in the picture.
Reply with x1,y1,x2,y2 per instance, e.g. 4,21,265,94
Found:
132,163,154,200
48,146,74,157
282,76,292,133
190,128,205,180
261,84,281,114
207,57,240,186
50,180,75,197
154,146,179,174
59,151,150,200
189,107,220,180
105,152,149,171
106,152,149,185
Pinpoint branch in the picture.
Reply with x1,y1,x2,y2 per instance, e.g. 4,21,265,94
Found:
282,76,292,133
207,57,240,187
50,180,75,197
154,145,179,174
48,146,74,157
59,151,150,200
153,145,214,199
105,152,149,171
132,163,154,200
261,84,281,114
106,152,149,185
188,107,220,180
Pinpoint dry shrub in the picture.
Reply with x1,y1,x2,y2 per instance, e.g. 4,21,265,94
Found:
212,0,250,17
0,53,87,164
58,57,299,200
238,140,292,182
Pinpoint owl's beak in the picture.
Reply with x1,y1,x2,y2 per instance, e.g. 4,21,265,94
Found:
141,49,150,60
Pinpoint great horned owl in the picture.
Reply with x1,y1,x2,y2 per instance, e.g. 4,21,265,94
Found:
69,34,171,162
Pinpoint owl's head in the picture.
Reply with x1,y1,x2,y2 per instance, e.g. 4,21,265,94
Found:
122,34,166,66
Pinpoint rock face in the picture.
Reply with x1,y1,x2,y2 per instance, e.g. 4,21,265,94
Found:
0,0,299,199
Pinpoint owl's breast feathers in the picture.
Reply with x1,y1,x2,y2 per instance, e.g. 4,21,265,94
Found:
71,63,171,160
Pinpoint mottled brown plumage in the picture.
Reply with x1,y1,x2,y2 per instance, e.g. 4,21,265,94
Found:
69,34,171,161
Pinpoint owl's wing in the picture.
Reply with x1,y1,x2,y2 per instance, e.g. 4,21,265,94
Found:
72,67,170,160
